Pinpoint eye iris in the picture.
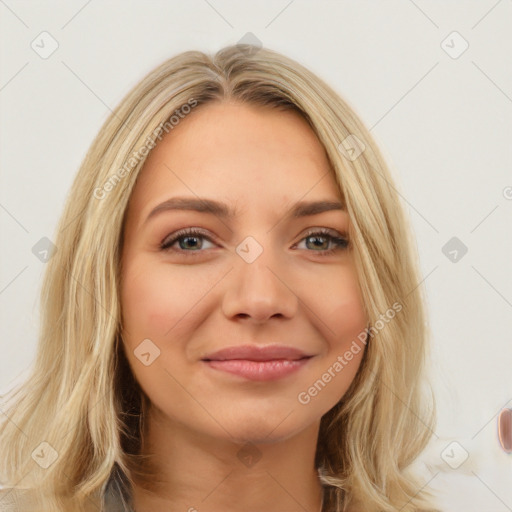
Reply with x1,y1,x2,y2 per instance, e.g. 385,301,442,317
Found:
306,235,329,251
180,236,202,250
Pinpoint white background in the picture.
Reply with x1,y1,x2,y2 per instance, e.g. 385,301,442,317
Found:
1,1,511,510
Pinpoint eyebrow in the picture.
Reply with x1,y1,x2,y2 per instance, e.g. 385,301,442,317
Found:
144,196,346,224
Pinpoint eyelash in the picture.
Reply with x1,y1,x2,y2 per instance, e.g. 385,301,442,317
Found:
159,227,349,257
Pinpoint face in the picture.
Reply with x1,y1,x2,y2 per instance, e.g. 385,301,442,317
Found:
120,101,368,445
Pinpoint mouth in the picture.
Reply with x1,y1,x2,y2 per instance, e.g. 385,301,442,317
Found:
201,345,315,381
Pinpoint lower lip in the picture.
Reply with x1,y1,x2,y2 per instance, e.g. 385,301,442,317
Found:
203,358,312,381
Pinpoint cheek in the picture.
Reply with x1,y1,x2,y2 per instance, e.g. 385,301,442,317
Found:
330,293,367,350
121,264,171,339
120,259,208,413
312,264,367,347
291,265,368,408
121,257,210,342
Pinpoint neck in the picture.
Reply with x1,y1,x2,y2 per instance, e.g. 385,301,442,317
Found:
130,408,324,512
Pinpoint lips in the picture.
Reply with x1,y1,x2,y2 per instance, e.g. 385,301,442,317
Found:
201,345,314,381
202,345,313,362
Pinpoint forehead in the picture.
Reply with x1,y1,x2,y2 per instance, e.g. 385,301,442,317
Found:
126,101,343,223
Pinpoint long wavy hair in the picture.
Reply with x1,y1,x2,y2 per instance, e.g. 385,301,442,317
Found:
0,44,438,511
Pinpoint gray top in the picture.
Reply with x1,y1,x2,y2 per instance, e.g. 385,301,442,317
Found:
102,469,135,512
0,470,135,512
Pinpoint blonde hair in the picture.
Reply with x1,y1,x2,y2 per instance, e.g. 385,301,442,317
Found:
0,44,438,511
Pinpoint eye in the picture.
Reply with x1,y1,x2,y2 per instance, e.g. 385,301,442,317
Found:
160,227,349,256
160,228,216,254
294,228,349,256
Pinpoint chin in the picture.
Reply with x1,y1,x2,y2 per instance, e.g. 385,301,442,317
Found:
228,423,296,445
219,408,318,446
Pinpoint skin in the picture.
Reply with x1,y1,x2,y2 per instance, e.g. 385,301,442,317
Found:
120,101,368,512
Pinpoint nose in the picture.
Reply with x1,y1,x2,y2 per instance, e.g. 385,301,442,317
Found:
221,246,298,324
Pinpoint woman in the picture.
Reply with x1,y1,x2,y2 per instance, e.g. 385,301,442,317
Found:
0,44,438,511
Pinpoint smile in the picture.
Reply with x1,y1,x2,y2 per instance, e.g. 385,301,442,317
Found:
203,358,313,381
201,344,314,381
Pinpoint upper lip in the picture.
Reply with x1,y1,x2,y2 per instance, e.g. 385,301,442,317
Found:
201,345,313,362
